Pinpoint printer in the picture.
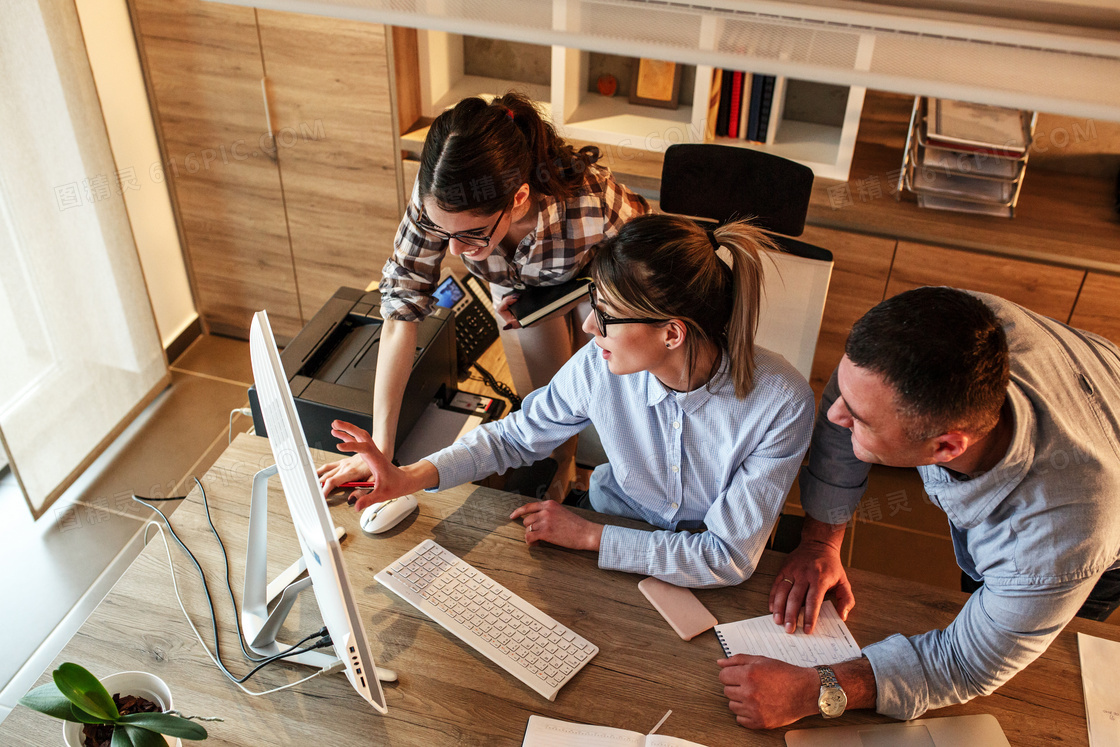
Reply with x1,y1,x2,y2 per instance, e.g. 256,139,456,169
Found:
248,287,456,455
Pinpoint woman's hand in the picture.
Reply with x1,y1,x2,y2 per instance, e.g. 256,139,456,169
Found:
329,420,417,511
316,454,372,501
509,500,604,551
495,293,522,330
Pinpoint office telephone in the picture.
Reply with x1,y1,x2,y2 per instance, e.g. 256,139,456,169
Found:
432,271,500,379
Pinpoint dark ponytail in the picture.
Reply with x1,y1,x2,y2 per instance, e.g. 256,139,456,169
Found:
419,92,598,215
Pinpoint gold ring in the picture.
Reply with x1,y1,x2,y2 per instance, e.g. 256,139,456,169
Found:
782,577,795,586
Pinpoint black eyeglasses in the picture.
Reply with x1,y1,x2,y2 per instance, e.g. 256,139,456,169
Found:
587,282,668,337
408,202,509,248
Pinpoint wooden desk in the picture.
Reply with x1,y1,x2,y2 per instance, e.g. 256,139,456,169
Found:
2,434,1113,745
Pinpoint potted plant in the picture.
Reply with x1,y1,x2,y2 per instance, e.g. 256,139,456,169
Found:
18,663,209,747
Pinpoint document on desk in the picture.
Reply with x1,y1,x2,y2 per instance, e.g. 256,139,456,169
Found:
714,600,861,667
1078,632,1120,746
522,715,707,747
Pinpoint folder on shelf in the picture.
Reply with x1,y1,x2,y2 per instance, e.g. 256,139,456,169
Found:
746,73,766,142
705,68,722,140
727,71,744,139
736,73,752,141
715,69,735,137
754,75,777,144
764,76,787,145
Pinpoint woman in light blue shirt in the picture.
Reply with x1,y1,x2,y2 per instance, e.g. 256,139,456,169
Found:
328,214,814,588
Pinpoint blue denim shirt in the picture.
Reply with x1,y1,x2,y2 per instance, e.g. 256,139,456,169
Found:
800,292,1120,720
428,340,814,588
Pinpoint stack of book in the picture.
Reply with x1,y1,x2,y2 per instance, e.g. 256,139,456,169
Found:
706,69,786,145
895,97,1036,218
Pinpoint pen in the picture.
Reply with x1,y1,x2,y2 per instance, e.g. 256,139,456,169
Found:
648,709,671,735
339,481,376,488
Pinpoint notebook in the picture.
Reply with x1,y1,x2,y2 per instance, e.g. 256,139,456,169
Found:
714,600,861,667
508,277,592,327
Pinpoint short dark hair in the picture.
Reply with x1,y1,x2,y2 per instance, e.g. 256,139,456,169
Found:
845,287,1010,440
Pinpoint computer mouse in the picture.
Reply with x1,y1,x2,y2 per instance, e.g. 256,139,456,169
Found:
360,493,419,534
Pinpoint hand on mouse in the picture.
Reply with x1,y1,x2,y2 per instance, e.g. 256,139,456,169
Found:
330,420,438,511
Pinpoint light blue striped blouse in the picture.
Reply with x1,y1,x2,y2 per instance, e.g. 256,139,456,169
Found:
426,340,814,588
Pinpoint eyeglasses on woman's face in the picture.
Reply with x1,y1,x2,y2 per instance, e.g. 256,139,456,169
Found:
409,201,509,248
587,282,668,337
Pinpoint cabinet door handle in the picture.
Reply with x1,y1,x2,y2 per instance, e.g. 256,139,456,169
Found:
260,76,277,161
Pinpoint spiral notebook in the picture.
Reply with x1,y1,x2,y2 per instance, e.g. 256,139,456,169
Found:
714,601,861,667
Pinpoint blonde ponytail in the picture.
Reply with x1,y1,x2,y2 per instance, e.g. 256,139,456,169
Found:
711,221,775,396
589,214,776,399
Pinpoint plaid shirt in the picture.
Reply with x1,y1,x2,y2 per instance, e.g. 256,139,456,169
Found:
379,163,649,321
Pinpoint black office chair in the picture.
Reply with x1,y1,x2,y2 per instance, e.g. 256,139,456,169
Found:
659,142,815,237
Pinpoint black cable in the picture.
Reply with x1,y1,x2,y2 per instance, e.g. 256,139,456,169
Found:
472,360,521,410
134,485,330,682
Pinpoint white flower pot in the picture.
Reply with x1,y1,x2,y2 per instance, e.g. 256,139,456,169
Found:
62,671,181,747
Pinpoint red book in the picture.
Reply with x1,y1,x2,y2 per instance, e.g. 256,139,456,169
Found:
727,71,744,139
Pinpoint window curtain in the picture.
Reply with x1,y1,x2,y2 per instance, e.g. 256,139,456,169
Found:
0,0,169,518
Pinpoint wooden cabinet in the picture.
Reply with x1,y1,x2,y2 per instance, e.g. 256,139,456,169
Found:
802,225,897,399
885,241,1086,322
131,0,400,341
131,0,300,338
1070,272,1120,343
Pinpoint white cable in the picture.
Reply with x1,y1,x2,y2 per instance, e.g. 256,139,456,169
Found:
143,522,331,697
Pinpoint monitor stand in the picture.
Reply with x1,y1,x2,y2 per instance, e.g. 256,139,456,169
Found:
241,464,397,682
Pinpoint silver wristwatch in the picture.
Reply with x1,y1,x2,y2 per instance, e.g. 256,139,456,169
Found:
814,664,847,719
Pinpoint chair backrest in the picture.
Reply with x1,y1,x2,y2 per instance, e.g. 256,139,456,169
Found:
754,235,833,381
659,143,814,236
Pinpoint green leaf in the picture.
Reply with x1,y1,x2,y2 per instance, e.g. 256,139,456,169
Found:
110,724,138,747
116,724,170,747
119,712,208,739
53,663,120,722
70,703,114,724
17,683,76,720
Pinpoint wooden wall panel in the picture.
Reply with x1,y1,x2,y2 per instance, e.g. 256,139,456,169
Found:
801,225,897,400
131,0,301,339
886,241,1085,322
1069,272,1120,344
258,11,401,322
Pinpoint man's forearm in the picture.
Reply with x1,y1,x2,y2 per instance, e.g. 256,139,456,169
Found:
832,656,877,711
801,514,847,552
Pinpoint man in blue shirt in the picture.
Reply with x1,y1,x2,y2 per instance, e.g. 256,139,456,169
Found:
718,287,1120,727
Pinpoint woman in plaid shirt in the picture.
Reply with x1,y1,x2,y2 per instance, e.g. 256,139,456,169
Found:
320,92,648,498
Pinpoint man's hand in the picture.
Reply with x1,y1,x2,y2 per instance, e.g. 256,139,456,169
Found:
770,517,854,634
509,500,603,551
717,655,820,729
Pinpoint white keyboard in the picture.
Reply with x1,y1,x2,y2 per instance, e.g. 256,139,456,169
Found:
374,539,598,700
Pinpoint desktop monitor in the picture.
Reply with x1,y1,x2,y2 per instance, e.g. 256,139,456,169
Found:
249,310,388,713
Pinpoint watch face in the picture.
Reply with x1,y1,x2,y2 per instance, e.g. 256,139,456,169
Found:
819,687,847,717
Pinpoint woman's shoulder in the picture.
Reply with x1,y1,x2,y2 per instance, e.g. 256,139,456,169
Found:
744,347,814,404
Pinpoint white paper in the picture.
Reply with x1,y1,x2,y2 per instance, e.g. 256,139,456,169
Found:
714,600,861,667
522,716,706,747
1078,632,1120,746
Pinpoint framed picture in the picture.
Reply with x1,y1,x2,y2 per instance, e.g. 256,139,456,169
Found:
629,58,681,109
